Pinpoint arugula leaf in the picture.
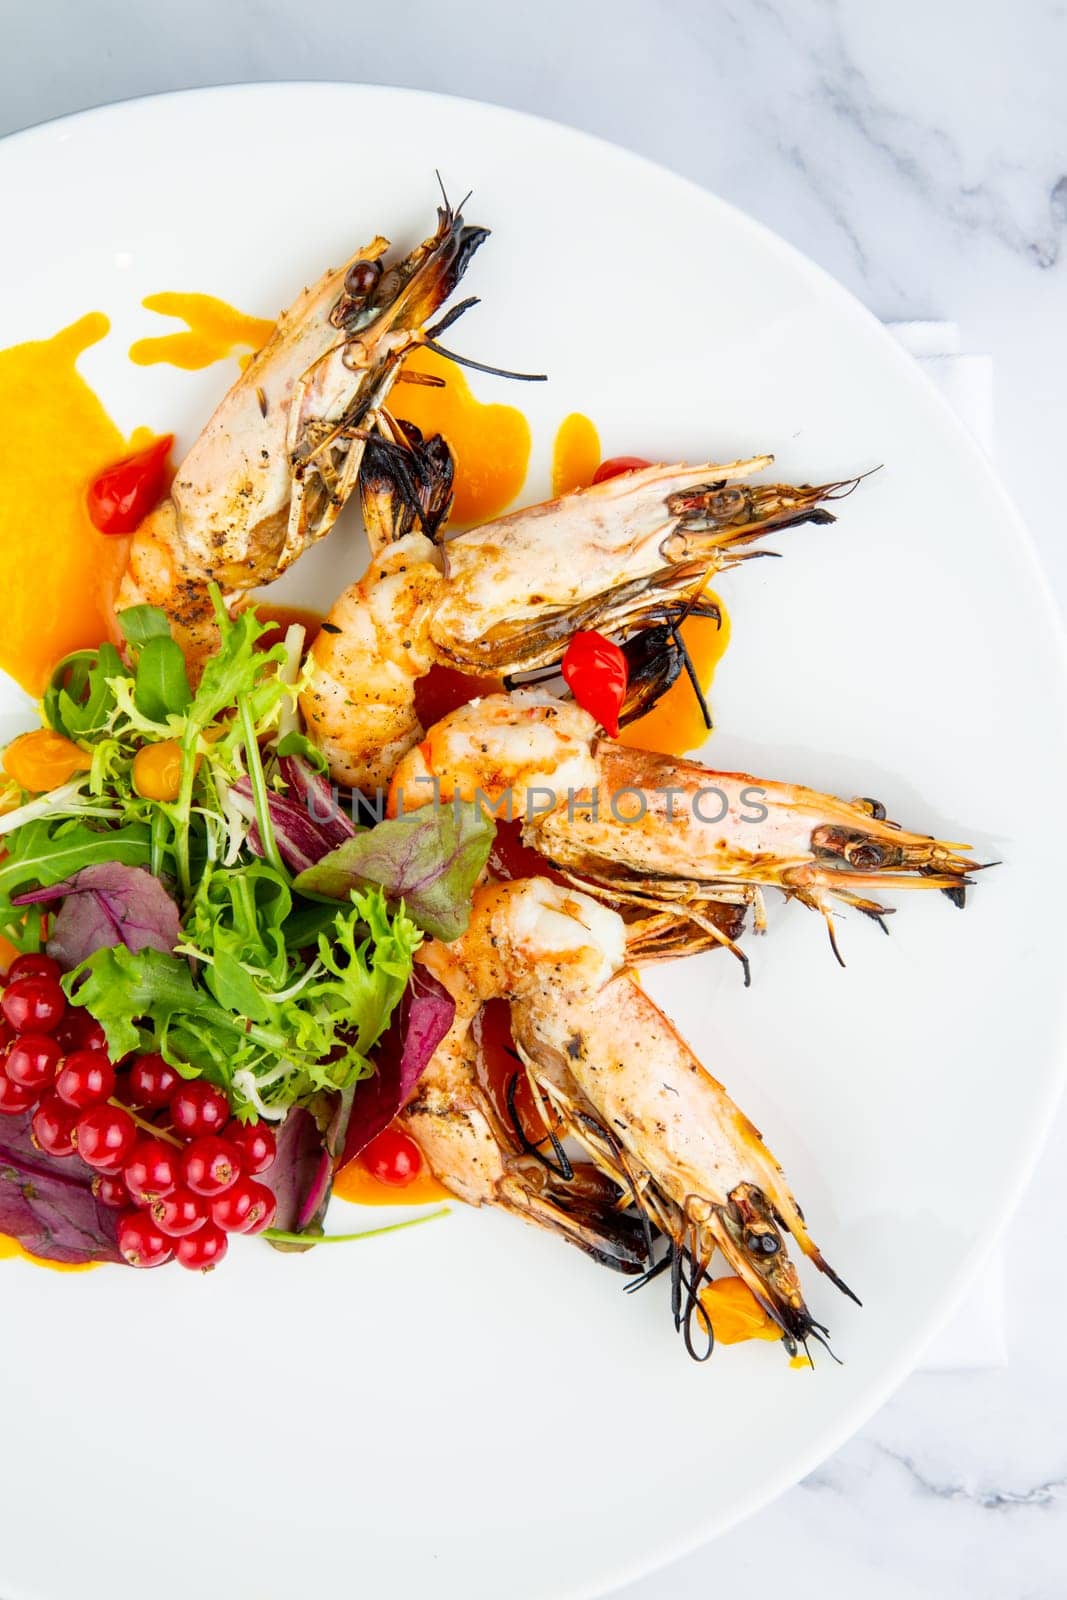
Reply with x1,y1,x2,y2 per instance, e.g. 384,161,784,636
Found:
134,636,192,722
43,644,130,742
117,604,172,649
294,802,495,941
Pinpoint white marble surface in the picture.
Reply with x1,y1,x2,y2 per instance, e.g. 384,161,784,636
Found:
2,2,1066,1595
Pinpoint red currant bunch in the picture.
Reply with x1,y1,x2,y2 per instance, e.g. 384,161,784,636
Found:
1,957,277,1274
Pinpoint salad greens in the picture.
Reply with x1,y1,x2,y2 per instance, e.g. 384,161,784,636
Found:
0,590,489,1125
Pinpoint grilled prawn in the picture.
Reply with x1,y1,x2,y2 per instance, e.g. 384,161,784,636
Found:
389,691,980,970
301,460,856,788
119,199,488,660
410,877,854,1358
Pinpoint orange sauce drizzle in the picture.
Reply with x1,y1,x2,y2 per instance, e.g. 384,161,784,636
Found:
129,292,275,371
389,348,531,528
0,314,137,695
552,411,601,496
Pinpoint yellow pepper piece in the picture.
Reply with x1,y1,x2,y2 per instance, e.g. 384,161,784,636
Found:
3,729,91,792
698,1276,782,1344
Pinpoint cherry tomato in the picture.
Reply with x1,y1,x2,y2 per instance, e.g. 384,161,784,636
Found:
2,730,91,793
359,1127,423,1187
86,434,173,536
560,629,629,738
591,455,651,484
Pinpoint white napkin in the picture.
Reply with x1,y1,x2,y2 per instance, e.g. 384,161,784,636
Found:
887,321,1006,1371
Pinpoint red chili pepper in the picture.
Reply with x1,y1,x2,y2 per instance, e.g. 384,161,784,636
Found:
561,629,629,737
592,455,652,484
86,434,174,535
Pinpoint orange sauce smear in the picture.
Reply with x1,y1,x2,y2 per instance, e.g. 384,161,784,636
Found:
129,292,275,371
618,609,731,758
332,1158,450,1208
388,347,531,527
0,315,137,695
552,411,601,496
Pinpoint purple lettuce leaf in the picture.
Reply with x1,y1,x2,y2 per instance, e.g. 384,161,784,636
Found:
278,755,355,850
340,968,455,1164
13,863,181,970
0,1111,122,1265
293,803,495,941
234,763,354,876
263,1105,336,1250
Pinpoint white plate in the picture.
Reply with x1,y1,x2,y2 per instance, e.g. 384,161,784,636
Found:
0,84,1064,1600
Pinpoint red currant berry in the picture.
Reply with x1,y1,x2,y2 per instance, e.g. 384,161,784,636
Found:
1,977,66,1035
55,1049,116,1110
126,1052,179,1108
175,1223,228,1271
31,1093,80,1156
4,1033,61,1091
211,1178,254,1232
5,952,62,984
0,1073,36,1115
223,1119,276,1175
92,1173,130,1209
150,1188,208,1238
181,1136,242,1197
170,1080,230,1138
74,1105,137,1171
53,1010,107,1054
236,1180,277,1236
117,1210,173,1268
123,1138,180,1204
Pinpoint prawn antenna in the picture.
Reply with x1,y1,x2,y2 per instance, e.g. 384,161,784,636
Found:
422,338,548,383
